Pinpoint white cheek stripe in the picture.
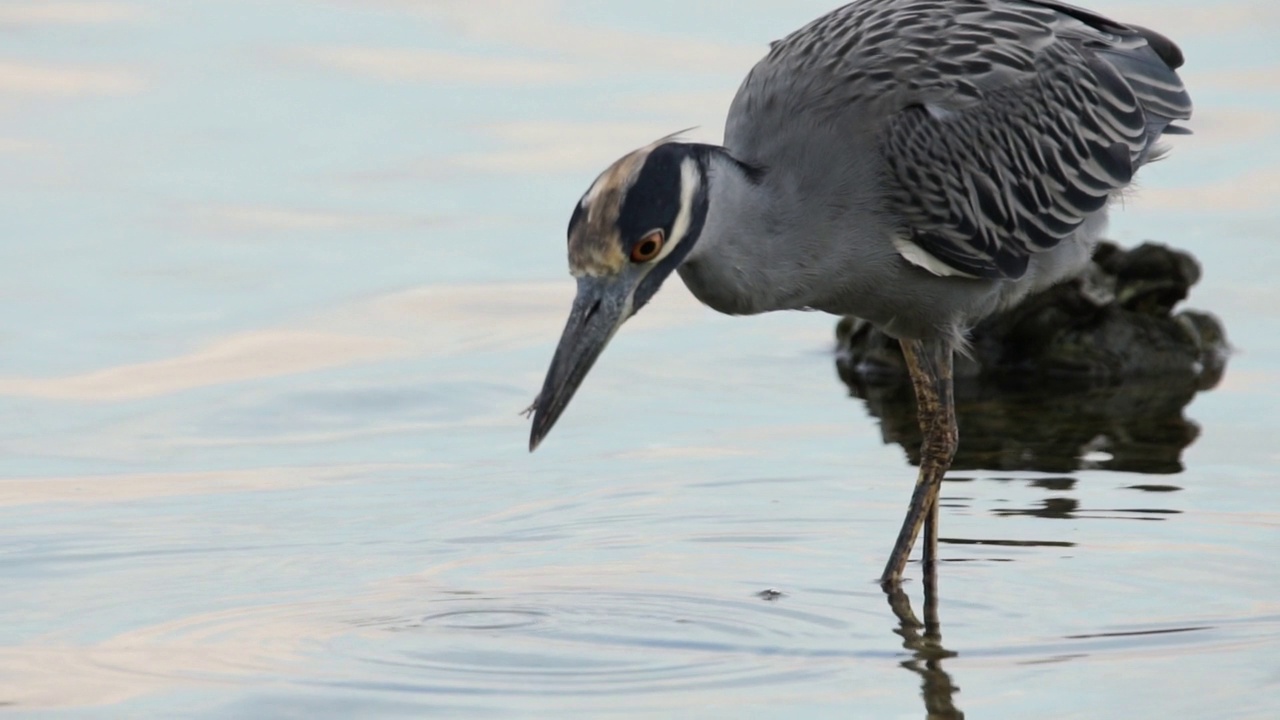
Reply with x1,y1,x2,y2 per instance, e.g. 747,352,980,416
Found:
651,157,700,264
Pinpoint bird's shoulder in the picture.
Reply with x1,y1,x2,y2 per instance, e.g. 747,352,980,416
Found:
737,0,1104,121
726,0,1068,180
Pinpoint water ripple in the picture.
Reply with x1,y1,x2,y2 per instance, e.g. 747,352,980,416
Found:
333,589,870,697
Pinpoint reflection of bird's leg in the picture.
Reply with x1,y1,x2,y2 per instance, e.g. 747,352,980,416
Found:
923,501,940,617
885,564,964,719
882,338,957,587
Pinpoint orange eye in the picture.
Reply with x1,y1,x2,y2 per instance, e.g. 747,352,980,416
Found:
630,231,665,263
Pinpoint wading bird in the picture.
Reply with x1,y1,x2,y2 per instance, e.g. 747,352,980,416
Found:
526,0,1191,587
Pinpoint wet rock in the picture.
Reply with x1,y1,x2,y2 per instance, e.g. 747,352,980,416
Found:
835,241,1230,474
836,241,1229,387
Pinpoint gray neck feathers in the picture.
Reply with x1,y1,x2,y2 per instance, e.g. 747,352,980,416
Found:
677,151,795,315
679,147,891,316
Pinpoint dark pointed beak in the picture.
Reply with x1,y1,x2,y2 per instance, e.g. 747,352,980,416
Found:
529,276,633,451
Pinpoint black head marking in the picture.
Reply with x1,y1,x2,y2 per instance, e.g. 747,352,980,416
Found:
628,144,713,313
564,140,716,281
616,143,699,251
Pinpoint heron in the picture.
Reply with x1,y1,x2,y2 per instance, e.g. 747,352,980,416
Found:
526,0,1192,587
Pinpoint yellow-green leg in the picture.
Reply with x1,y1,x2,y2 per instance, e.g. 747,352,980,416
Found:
880,338,957,588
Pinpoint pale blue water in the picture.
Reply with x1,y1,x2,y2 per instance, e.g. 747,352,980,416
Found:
1,1,1278,717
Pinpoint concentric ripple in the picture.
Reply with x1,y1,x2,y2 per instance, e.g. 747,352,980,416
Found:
328,588,883,697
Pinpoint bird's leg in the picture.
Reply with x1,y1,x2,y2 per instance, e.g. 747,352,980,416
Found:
880,338,957,588
922,493,940,587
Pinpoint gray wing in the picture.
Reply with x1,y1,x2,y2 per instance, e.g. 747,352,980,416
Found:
753,0,1193,280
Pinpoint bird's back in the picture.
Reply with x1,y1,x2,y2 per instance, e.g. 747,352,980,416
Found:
721,0,1191,312
732,0,1189,144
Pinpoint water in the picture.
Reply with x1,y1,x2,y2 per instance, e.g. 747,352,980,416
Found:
2,1,1278,717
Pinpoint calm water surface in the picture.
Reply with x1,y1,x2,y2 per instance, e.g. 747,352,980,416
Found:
2,1,1279,717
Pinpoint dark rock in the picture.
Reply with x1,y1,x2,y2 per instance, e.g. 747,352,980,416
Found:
836,241,1229,386
835,241,1230,474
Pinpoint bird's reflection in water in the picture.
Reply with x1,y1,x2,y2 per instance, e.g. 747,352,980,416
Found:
838,364,1215,474
886,562,964,720
844,357,1222,717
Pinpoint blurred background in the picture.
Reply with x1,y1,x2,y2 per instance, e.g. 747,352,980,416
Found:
0,1,1277,717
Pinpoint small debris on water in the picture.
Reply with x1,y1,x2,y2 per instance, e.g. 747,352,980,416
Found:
756,588,786,601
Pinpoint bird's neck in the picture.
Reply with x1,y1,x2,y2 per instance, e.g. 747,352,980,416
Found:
678,147,810,315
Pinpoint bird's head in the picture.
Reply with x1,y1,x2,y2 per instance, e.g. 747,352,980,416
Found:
527,139,711,451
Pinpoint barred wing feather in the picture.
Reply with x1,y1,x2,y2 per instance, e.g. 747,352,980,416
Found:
878,0,1192,278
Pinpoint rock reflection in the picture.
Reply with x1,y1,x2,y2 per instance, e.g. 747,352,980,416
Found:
838,371,1208,474
993,498,1182,521
1029,478,1076,492
998,496,1080,520
836,241,1228,475
886,576,964,720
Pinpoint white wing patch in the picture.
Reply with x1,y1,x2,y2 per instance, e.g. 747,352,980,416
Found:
892,234,980,279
